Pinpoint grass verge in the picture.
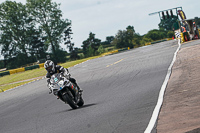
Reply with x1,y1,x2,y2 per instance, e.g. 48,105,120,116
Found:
0,80,36,92
0,54,106,92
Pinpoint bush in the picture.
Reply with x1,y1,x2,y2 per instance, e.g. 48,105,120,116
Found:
167,31,174,38
79,53,85,59
97,45,105,54
140,37,153,45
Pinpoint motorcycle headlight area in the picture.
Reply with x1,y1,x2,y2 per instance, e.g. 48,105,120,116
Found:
58,80,64,88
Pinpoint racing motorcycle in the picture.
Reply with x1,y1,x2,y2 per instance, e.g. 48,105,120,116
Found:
48,73,84,109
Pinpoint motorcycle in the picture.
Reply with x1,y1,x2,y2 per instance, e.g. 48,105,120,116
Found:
48,73,84,109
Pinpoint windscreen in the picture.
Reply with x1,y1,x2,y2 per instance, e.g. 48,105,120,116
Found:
50,73,62,85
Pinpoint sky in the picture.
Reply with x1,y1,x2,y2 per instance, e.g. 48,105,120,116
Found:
0,0,200,52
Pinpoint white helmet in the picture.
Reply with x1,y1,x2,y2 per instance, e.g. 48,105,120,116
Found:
44,60,55,73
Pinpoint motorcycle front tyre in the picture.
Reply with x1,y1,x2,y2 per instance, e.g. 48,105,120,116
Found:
63,94,78,109
77,96,84,107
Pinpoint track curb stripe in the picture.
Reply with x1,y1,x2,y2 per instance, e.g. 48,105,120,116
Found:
144,39,181,133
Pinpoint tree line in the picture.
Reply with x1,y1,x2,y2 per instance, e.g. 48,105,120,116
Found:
0,0,176,70
0,0,70,69
81,26,174,59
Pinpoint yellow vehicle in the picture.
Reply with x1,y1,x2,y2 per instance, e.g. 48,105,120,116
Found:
178,19,200,43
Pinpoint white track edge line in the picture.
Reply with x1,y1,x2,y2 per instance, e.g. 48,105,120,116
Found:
144,39,181,133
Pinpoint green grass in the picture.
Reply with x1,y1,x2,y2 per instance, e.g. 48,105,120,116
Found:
0,54,106,92
60,55,102,68
0,80,36,92
0,68,46,86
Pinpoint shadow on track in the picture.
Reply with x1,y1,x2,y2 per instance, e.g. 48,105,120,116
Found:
54,103,97,114
67,103,97,111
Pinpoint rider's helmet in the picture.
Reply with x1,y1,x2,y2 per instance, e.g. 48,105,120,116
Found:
44,60,55,73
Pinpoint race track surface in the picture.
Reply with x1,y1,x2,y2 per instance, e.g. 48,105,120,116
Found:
0,40,178,133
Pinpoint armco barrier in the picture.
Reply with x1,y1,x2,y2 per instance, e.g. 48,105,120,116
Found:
167,38,173,41
118,48,128,52
118,49,123,52
145,42,151,46
151,39,167,44
9,68,25,75
39,63,44,68
25,65,39,71
110,50,118,54
0,71,10,77
17,68,25,73
0,63,45,77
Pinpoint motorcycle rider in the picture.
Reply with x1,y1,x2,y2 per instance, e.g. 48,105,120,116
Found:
44,60,82,94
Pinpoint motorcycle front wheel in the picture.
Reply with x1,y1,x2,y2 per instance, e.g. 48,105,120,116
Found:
77,96,84,107
63,94,78,109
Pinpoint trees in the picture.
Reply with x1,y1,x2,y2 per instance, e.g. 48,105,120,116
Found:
158,16,178,31
194,17,200,27
64,27,79,60
102,36,114,45
97,45,104,54
70,47,80,60
64,27,74,52
144,29,167,41
126,25,135,32
105,36,114,44
112,25,140,49
82,32,101,57
0,0,180,69
167,31,174,38
111,25,171,49
29,35,46,62
140,37,153,46
0,0,71,68
0,1,39,68
112,30,126,48
26,0,71,62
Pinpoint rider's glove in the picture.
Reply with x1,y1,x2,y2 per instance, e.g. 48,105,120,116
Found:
64,71,71,79
47,82,53,94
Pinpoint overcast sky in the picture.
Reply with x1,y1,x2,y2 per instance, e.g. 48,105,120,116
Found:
1,0,200,50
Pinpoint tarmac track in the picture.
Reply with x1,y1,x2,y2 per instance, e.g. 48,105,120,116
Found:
0,40,178,133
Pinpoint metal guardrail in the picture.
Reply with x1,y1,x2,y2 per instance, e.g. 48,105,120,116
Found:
151,39,168,44
0,63,45,77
